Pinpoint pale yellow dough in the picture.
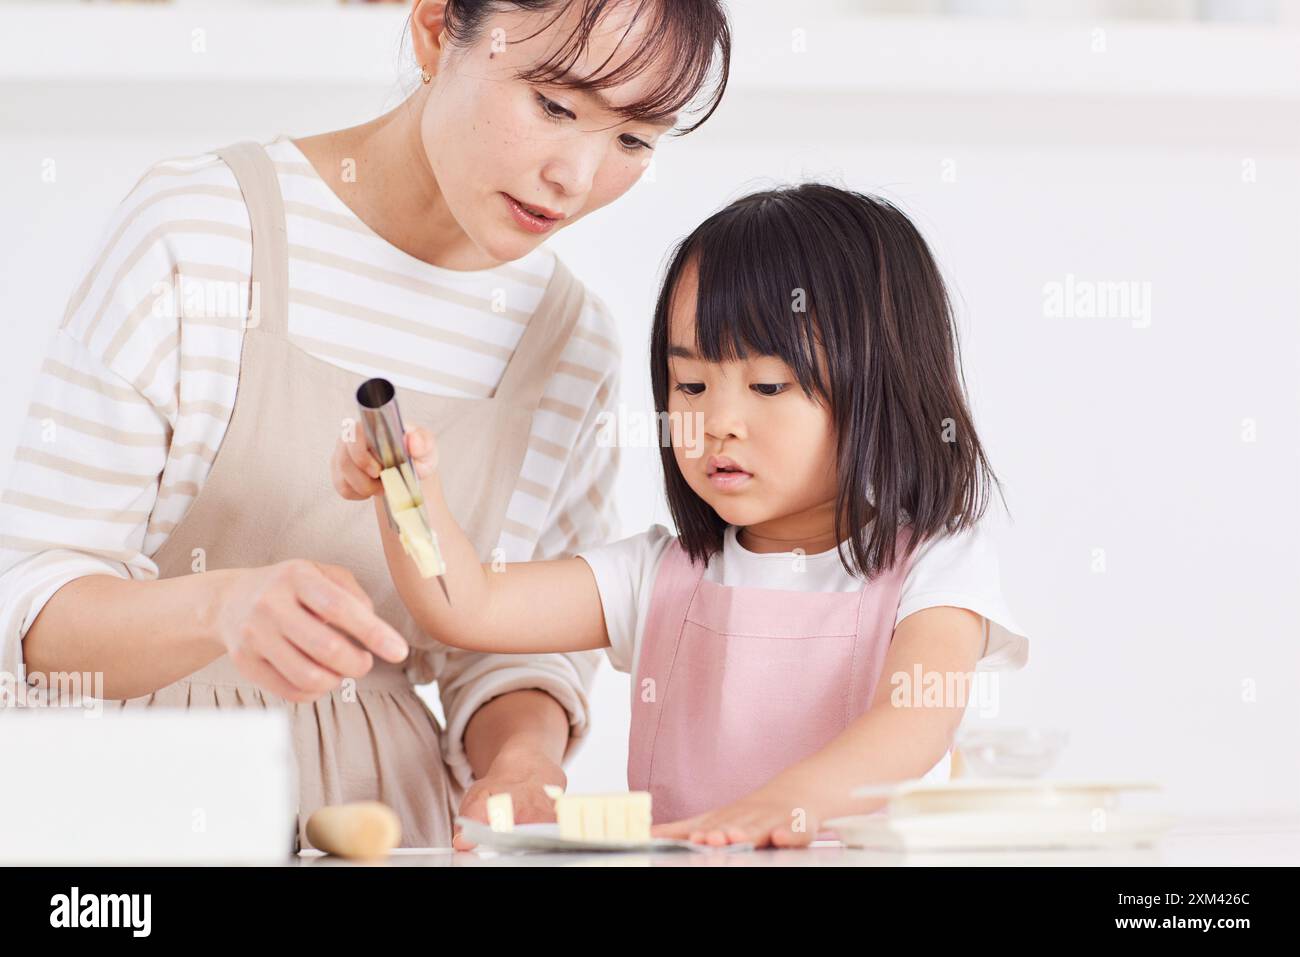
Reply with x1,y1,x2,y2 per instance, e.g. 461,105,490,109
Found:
486,793,515,833
380,466,446,578
545,789,653,842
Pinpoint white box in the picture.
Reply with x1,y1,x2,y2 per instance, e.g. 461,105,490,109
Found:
0,709,296,864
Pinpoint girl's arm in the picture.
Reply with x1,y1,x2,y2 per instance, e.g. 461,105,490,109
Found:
653,605,984,844
765,605,984,819
331,425,610,656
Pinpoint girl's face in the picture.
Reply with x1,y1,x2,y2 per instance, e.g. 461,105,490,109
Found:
413,0,673,264
666,261,841,543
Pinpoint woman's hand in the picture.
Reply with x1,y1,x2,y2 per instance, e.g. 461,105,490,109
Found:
651,785,821,848
452,750,567,851
212,559,410,702
331,425,439,501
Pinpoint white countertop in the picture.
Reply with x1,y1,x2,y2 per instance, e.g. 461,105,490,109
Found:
292,814,1300,867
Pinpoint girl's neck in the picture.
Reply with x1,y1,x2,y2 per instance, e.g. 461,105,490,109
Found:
736,503,842,555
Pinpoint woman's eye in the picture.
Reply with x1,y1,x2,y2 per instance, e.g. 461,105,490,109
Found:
674,383,705,396
536,92,574,122
752,383,789,396
619,134,652,153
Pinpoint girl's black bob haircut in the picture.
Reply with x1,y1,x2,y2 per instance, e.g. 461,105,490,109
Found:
440,0,731,136
650,183,1006,580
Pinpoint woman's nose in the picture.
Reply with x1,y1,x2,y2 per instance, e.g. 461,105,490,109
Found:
541,142,603,199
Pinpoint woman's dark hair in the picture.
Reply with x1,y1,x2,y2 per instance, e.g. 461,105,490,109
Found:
439,0,730,135
649,184,1006,580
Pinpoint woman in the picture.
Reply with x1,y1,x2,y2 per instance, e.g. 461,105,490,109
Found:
0,0,730,849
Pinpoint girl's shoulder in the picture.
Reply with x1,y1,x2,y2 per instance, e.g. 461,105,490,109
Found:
578,523,678,569
899,517,1030,670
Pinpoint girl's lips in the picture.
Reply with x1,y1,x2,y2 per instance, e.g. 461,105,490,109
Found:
503,193,558,234
708,470,752,492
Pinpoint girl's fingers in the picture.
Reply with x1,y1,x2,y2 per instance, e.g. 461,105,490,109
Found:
339,451,381,499
725,826,752,845
771,826,814,848
651,816,701,839
331,440,373,499
405,426,438,471
344,431,381,478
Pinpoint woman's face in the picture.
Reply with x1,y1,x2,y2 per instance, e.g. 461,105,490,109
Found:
414,1,673,264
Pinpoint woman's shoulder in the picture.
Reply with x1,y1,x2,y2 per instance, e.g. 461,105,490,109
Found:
114,143,247,222
549,251,623,371
60,143,257,394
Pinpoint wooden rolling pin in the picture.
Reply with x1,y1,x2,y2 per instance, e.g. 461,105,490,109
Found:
305,801,401,860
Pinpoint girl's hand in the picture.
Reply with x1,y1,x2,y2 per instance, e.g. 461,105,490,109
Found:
331,424,439,501
651,787,821,848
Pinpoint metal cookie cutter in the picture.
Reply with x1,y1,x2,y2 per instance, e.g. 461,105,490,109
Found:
355,377,451,604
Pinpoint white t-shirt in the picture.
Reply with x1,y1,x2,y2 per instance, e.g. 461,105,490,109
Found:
578,521,1030,679
577,520,1030,786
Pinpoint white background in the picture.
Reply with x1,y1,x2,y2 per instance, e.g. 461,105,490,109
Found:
1,1,1297,819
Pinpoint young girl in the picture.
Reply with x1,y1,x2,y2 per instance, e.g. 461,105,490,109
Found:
331,184,1030,847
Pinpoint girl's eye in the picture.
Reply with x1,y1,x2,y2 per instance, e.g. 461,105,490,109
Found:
536,92,575,122
752,383,789,396
619,134,652,154
674,383,705,397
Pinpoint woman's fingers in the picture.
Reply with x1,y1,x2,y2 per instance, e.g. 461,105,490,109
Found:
293,564,409,663
234,651,309,703
280,604,374,680
312,562,375,611
260,632,342,697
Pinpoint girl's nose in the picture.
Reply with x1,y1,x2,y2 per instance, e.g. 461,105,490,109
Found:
703,404,746,443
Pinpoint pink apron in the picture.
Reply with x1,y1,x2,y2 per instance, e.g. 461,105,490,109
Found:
629,528,932,825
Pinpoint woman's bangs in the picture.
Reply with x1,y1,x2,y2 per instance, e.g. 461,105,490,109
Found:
510,0,730,134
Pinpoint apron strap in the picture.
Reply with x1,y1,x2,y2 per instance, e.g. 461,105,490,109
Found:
493,255,588,407
626,539,706,795
215,141,290,339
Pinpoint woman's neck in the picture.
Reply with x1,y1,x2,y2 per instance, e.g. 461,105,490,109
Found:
292,95,502,271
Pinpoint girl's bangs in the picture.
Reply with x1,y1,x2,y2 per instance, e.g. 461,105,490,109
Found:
684,209,832,402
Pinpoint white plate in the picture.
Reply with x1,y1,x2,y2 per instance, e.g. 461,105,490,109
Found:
851,778,1161,815
456,818,753,854
826,808,1175,852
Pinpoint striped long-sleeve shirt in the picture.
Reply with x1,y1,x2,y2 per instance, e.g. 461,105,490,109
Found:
0,134,621,786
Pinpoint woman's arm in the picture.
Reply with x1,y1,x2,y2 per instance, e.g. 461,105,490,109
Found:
23,561,408,701
22,570,229,698
333,426,609,655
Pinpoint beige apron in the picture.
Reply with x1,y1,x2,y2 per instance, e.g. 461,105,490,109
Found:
113,141,585,849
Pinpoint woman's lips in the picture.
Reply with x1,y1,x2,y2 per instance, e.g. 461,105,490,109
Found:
503,193,558,234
